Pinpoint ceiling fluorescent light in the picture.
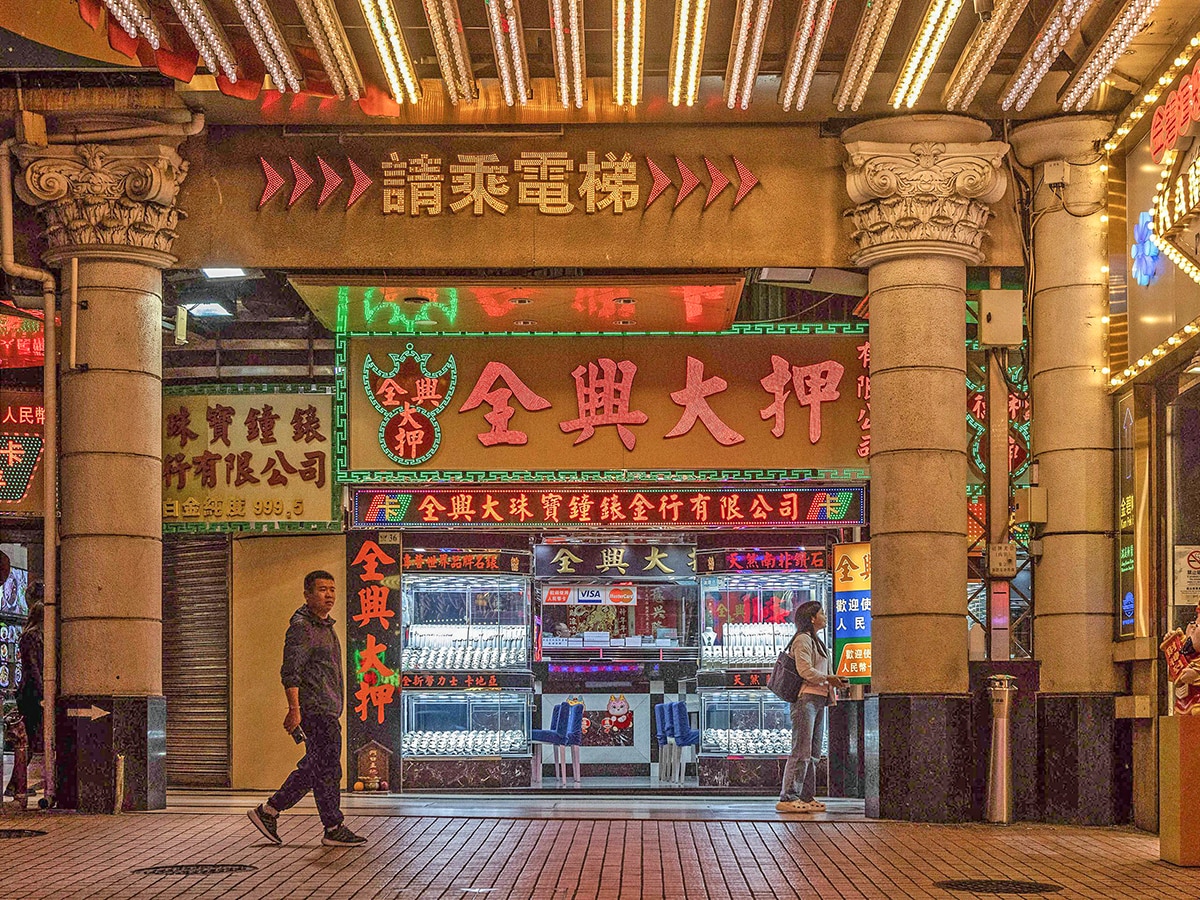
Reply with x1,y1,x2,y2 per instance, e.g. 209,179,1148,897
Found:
758,267,815,285
1060,0,1163,111
296,0,365,100
942,0,1029,110
669,0,711,107
484,0,532,106
778,0,836,111
168,0,239,82
232,0,303,93
102,0,161,49
725,0,773,110
612,0,646,106
1188,350,1200,374
202,267,247,279
834,0,902,112
359,0,423,104
184,302,234,318
549,0,587,109
891,0,966,109
1000,0,1095,111
423,0,477,105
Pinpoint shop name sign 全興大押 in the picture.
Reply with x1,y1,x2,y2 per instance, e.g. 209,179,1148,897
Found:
354,485,865,530
259,151,761,216
1150,59,1200,164
534,542,697,581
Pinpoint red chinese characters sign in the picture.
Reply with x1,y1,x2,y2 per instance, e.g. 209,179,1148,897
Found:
162,390,336,530
345,331,870,475
1151,59,1200,163
0,388,45,516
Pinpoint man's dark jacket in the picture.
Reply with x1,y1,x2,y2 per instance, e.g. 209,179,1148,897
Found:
280,605,343,717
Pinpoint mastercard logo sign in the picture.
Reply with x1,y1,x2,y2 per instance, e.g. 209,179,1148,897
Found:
609,587,635,604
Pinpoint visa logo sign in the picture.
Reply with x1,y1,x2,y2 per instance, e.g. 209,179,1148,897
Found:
575,587,604,603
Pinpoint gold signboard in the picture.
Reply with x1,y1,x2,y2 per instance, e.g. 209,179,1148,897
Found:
162,388,337,531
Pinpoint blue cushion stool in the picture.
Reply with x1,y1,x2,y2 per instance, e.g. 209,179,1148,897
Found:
563,703,585,786
530,702,567,787
671,701,700,783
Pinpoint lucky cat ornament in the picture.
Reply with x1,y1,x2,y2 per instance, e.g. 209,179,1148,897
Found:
602,694,632,732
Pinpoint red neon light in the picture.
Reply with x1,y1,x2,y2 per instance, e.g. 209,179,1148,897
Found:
259,157,286,208
317,156,343,207
288,157,314,208
733,157,759,207
674,156,701,208
347,157,373,208
704,157,730,209
1151,60,1200,163
645,156,674,208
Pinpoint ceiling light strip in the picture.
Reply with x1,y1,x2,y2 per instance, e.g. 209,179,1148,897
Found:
102,0,161,49
670,0,711,107
1000,0,1095,112
359,0,422,104
943,0,1029,110
1060,0,1163,111
233,0,303,93
168,0,238,81
891,0,966,108
484,0,530,106
779,0,835,111
835,0,902,112
296,0,346,98
725,0,773,110
423,0,476,104
569,0,585,108
302,0,364,100
549,0,587,108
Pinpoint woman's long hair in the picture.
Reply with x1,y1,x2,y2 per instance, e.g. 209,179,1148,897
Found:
793,600,828,658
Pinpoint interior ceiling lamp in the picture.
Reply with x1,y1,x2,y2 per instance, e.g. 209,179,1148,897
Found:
167,0,239,82
101,0,161,49
295,0,365,100
422,0,476,105
1060,0,1163,111
725,0,773,110
1188,350,1200,374
484,0,532,106
1000,0,1095,111
778,0,836,112
359,0,423,104
232,0,303,93
669,0,711,107
891,0,966,109
943,0,1029,110
549,0,587,109
834,0,902,112
612,0,646,107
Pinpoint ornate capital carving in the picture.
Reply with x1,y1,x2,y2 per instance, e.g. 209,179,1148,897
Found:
14,141,188,256
843,139,1009,265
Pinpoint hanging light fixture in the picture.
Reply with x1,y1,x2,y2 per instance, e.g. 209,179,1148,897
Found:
422,0,476,104
484,0,531,106
778,0,836,112
612,0,646,106
167,0,239,82
943,0,1029,110
232,0,304,93
1060,0,1163,111
295,0,365,100
725,0,773,110
549,0,586,109
1000,0,1095,111
358,0,423,104
834,0,902,112
891,0,966,109
669,0,711,107
101,0,161,49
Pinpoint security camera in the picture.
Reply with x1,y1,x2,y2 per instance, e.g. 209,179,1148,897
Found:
973,0,994,21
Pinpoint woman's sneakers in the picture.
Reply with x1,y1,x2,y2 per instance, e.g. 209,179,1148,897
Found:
775,799,824,813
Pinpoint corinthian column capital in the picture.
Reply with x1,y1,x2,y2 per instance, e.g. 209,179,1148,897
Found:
14,140,188,265
842,119,1009,266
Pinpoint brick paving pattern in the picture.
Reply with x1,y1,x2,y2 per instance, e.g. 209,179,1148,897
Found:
0,808,1190,899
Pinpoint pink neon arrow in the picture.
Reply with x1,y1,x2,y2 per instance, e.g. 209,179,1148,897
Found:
645,156,674,208
288,157,314,208
346,157,373,208
675,157,701,208
703,157,731,209
317,156,344,207
259,157,285,208
733,156,760,207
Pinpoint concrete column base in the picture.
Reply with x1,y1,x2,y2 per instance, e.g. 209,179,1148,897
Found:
1037,694,1131,825
55,695,166,812
828,700,866,799
865,693,973,822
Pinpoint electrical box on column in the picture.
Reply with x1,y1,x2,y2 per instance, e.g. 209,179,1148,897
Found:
978,290,1024,348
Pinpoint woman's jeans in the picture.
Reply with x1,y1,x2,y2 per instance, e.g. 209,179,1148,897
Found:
780,694,827,802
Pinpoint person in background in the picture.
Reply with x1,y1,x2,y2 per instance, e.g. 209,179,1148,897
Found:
5,584,44,808
553,622,572,639
247,570,366,847
777,600,844,814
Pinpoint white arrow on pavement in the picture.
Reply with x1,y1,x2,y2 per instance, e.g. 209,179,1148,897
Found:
66,705,110,721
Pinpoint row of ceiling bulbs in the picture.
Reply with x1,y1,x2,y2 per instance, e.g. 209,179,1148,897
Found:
103,0,1156,114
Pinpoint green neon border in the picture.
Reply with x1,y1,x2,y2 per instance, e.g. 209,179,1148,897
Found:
163,383,341,534
334,324,871,485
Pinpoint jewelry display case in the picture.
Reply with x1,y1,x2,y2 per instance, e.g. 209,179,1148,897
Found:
699,571,829,669
400,690,532,757
699,690,792,757
400,573,531,671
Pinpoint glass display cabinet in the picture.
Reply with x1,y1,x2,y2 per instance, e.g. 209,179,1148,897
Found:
400,573,531,671
537,583,698,656
699,690,792,757
400,690,532,757
699,572,829,669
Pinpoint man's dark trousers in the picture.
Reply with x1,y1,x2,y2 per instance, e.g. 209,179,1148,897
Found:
268,714,343,829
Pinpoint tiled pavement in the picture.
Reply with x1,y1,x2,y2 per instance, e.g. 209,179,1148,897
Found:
0,796,1193,899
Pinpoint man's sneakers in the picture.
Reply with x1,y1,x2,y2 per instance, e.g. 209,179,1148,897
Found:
322,824,368,847
247,805,281,845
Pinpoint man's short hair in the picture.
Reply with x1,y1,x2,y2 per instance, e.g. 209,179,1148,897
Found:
304,570,336,594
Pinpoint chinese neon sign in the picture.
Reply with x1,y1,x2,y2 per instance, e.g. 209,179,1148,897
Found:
353,485,865,530
696,548,828,574
0,389,45,515
1150,60,1200,163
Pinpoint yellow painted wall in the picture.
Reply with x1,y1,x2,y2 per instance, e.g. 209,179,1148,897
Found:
231,533,346,791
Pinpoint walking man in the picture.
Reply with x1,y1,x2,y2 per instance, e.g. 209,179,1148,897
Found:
248,570,366,847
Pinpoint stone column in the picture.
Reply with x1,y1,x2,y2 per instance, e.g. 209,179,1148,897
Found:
1010,117,1129,826
15,138,188,812
843,116,1008,821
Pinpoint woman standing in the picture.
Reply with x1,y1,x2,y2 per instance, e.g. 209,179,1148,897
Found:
777,600,843,813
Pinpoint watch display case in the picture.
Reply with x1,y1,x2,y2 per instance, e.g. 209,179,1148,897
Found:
400,690,532,757
699,572,830,669
699,690,792,756
400,573,531,671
